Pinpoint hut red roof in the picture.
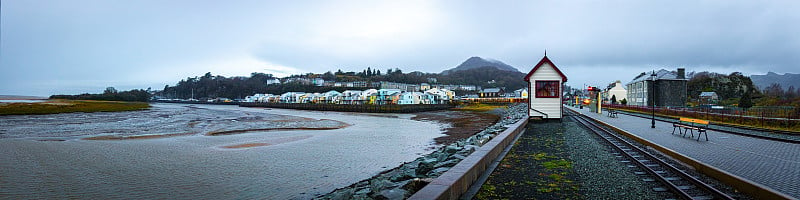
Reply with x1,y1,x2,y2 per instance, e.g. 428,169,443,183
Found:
523,56,567,82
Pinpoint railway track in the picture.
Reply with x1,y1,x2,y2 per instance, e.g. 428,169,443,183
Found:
566,109,735,200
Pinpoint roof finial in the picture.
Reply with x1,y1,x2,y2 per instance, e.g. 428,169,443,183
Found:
544,49,547,57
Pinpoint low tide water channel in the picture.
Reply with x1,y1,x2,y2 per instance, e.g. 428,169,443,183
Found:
0,103,466,199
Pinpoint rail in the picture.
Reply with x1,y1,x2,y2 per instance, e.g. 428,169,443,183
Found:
567,106,796,200
567,109,733,200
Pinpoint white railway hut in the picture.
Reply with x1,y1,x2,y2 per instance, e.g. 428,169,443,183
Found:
523,55,568,119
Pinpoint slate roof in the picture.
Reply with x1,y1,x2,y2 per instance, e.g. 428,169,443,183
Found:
627,69,685,85
482,88,501,93
699,92,718,97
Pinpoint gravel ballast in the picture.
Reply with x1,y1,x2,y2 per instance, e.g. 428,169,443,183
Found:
474,117,664,199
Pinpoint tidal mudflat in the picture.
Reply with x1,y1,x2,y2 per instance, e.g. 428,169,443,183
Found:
0,103,452,199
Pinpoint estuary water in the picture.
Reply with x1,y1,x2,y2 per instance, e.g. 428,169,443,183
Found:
0,103,445,199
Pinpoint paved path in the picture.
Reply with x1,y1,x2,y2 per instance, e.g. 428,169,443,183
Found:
567,106,800,198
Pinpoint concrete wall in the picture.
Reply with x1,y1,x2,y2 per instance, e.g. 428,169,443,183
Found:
409,119,529,200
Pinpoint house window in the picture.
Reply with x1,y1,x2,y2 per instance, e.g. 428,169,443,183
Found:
535,81,559,98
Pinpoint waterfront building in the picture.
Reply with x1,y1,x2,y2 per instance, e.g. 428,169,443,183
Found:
398,92,424,104
514,88,529,98
280,92,306,103
322,90,342,104
376,89,402,105
479,88,503,98
425,88,455,104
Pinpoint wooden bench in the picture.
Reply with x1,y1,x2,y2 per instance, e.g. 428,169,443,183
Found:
672,117,710,141
606,109,619,118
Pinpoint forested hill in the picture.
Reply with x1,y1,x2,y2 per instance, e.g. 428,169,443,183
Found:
441,56,520,75
438,66,526,90
687,71,758,101
155,56,530,99
156,67,527,99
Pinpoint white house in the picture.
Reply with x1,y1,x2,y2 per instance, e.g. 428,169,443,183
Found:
398,92,425,104
425,88,455,104
341,90,361,104
280,92,305,103
604,80,627,104
321,90,342,104
514,88,529,98
266,78,281,85
523,55,568,119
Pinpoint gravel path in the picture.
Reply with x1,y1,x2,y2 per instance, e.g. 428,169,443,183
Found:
474,117,663,199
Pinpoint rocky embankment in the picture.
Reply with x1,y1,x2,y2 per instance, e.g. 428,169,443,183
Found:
317,103,527,200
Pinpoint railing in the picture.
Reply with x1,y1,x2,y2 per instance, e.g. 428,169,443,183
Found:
605,104,800,131
461,98,527,104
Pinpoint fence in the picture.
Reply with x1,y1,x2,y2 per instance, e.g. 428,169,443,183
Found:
605,104,800,131
239,102,455,113
461,97,527,104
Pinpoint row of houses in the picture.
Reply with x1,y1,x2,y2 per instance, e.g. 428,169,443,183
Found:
244,88,456,105
267,77,481,92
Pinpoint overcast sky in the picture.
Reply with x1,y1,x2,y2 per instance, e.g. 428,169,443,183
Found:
2,0,799,96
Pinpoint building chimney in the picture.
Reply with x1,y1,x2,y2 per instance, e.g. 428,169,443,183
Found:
677,68,686,79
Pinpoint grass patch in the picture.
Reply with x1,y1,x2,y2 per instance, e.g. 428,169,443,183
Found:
453,103,506,112
0,100,150,115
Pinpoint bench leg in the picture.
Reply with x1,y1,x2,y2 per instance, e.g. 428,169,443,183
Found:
698,130,708,141
681,128,687,137
672,126,678,135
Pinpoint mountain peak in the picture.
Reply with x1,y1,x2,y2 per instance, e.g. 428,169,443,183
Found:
442,56,520,75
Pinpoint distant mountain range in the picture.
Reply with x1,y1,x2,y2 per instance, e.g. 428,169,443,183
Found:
750,72,800,91
441,56,520,75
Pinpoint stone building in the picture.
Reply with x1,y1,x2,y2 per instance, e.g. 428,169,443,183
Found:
626,68,688,107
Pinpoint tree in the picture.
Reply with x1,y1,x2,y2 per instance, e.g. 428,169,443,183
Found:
764,83,784,97
786,86,797,99
322,71,335,81
620,98,627,105
739,91,753,109
611,94,617,104
104,87,118,94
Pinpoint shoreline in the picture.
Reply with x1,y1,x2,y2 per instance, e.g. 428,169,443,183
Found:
317,103,527,199
411,109,501,145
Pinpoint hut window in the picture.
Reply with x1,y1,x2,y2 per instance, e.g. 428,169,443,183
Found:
535,81,559,98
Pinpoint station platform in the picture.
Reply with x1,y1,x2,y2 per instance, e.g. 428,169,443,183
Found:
566,106,800,199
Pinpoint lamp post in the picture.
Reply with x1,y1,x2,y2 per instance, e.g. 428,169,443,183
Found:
651,70,656,128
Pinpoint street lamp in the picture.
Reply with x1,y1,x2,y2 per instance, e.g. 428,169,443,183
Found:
651,70,656,128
